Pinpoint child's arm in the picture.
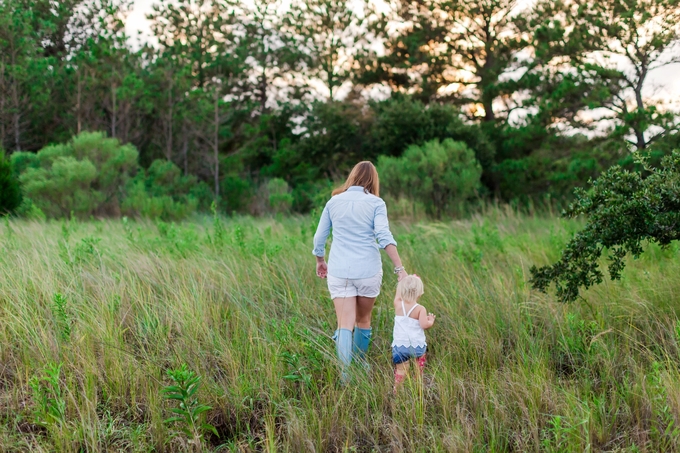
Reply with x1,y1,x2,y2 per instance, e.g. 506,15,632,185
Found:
393,293,402,314
418,305,436,329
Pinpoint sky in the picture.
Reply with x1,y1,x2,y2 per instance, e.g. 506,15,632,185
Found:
125,0,680,103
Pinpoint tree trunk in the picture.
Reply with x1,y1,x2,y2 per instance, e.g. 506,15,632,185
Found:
182,119,188,176
76,69,82,134
214,89,219,202
111,82,117,138
166,75,173,160
483,97,495,123
11,70,20,151
633,65,648,149
260,68,267,113
480,51,496,122
481,73,495,122
0,61,5,148
9,50,20,151
327,53,334,101
120,101,129,143
634,126,646,150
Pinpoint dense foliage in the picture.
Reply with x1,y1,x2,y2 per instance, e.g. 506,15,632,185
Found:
530,151,680,302
13,132,138,218
379,139,482,217
0,0,678,216
11,132,211,219
0,151,21,215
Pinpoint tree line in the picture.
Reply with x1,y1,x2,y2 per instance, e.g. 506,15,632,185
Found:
1,0,679,216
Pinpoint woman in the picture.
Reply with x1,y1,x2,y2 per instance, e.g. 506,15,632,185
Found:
312,161,407,381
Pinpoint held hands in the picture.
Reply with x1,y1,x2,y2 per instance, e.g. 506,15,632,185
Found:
397,269,407,281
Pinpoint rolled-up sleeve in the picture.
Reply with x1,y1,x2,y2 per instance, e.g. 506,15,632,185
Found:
312,205,332,257
374,200,397,249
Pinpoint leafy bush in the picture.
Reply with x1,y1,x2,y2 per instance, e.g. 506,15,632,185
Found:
369,96,495,170
491,133,621,203
260,98,495,202
0,150,22,215
266,101,371,185
531,151,680,302
379,139,482,218
11,133,212,220
267,178,293,214
14,198,46,221
292,179,334,213
121,159,209,221
221,174,254,213
12,132,138,218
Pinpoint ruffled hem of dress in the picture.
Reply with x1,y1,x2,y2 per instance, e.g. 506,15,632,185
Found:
391,343,427,348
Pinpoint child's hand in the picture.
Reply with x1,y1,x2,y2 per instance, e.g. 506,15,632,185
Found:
426,312,436,327
418,307,436,329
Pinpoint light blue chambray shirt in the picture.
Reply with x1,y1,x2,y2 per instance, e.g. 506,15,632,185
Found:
312,186,397,279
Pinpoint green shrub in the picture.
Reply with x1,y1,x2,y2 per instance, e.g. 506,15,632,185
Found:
12,132,138,218
292,179,333,213
0,150,22,215
220,175,254,213
121,159,206,221
19,156,100,218
379,139,482,218
9,150,39,175
267,178,293,214
14,198,46,221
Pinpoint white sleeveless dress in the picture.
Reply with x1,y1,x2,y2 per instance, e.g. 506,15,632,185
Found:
391,300,427,363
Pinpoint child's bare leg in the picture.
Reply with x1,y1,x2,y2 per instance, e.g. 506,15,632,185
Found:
416,354,426,375
394,362,409,392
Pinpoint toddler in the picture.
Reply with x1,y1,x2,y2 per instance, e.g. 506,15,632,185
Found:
391,274,435,392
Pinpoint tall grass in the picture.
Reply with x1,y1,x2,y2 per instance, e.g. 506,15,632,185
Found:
2,208,680,451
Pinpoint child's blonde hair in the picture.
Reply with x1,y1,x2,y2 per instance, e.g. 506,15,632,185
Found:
397,275,424,304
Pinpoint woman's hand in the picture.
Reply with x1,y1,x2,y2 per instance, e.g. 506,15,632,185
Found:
397,269,407,281
316,258,328,278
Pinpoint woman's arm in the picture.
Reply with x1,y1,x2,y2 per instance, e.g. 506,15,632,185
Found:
375,200,407,280
312,205,331,278
384,245,407,281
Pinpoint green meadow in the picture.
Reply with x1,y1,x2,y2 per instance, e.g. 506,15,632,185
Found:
2,209,680,452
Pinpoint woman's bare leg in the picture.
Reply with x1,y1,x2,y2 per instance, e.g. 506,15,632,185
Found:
334,297,357,330
356,296,376,329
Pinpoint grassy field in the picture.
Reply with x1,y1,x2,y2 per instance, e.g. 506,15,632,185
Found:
2,208,680,452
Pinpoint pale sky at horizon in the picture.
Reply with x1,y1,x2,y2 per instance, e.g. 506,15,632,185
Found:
125,0,680,104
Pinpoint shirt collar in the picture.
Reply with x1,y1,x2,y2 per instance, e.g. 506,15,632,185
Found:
347,186,365,192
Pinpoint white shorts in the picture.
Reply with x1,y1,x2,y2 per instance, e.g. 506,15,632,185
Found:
327,272,383,300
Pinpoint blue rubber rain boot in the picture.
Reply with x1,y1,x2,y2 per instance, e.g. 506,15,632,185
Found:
333,328,353,384
353,327,372,370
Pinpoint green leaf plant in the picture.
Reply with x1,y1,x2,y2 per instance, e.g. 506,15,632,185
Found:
162,364,217,446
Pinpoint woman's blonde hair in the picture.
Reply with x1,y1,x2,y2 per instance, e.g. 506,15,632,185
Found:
332,161,380,197
397,275,424,304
